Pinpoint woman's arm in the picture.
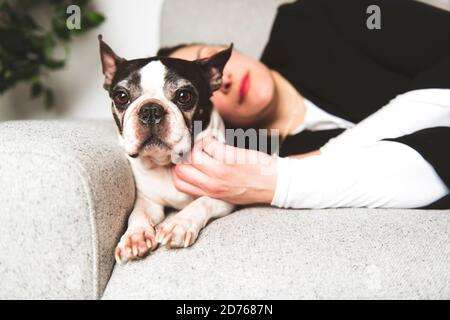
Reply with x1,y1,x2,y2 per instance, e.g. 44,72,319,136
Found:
172,135,448,208
274,140,448,209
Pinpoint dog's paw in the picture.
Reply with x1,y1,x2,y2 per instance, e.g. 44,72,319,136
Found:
115,226,157,265
155,215,200,248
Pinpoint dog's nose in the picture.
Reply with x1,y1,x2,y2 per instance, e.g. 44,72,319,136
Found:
139,103,164,125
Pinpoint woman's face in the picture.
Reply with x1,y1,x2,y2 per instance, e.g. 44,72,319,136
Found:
169,44,275,127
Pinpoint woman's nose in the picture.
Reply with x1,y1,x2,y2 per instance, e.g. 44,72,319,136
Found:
220,73,232,94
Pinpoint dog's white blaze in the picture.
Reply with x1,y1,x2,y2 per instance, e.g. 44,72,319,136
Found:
122,61,168,154
139,60,192,158
139,61,167,99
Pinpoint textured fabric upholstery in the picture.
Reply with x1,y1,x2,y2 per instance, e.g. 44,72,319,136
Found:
159,0,290,59
103,207,449,299
0,121,135,299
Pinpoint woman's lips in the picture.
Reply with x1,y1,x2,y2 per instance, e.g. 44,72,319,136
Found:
239,71,250,104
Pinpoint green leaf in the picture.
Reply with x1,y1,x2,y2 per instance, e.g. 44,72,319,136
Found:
44,89,54,110
85,11,105,26
43,58,65,69
52,15,71,41
30,81,43,98
13,62,40,81
43,33,55,59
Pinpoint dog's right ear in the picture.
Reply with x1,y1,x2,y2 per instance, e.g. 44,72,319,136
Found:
98,35,125,90
197,43,233,93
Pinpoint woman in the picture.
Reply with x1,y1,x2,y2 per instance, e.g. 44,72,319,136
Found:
160,0,450,209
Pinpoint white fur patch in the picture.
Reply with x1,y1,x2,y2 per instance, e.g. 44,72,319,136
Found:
139,61,167,99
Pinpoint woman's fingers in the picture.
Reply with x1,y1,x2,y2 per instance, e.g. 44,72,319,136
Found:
187,139,230,177
174,163,210,187
190,141,220,167
196,135,238,164
172,168,206,196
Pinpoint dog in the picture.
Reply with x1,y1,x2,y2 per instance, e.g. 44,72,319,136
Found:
99,36,235,264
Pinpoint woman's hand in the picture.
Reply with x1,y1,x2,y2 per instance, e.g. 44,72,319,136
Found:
172,135,278,205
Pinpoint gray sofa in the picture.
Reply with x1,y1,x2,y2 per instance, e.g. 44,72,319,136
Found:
0,0,449,300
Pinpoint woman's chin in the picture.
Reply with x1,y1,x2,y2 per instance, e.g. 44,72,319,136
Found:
224,112,261,128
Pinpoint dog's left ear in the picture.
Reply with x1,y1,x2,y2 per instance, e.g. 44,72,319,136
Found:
98,35,125,90
197,43,233,92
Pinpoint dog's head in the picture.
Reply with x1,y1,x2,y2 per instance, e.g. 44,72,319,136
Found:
99,36,232,166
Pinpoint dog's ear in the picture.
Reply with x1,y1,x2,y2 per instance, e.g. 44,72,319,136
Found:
98,35,125,90
197,43,233,92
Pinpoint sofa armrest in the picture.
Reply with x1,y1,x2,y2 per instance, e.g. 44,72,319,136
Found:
0,120,135,299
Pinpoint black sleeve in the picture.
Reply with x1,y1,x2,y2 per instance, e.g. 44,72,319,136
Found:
260,0,450,123
385,127,450,209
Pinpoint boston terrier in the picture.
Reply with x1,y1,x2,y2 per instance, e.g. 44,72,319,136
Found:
99,36,235,264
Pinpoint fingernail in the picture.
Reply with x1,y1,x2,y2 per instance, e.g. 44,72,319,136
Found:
162,235,170,245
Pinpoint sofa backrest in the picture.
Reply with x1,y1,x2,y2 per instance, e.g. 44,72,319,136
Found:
159,0,450,59
159,0,291,59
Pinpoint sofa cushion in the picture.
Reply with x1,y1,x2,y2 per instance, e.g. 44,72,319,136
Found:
102,206,449,299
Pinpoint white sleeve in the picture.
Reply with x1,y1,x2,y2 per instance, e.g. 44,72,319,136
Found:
271,140,449,209
320,89,450,155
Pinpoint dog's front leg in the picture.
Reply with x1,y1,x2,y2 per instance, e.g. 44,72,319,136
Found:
155,197,234,248
115,195,165,264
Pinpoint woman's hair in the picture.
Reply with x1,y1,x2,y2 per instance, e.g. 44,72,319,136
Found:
157,42,228,57
157,43,203,57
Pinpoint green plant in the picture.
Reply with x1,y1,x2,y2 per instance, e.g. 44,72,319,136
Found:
0,0,105,108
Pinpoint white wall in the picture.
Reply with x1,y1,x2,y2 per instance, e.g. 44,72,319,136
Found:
0,0,164,121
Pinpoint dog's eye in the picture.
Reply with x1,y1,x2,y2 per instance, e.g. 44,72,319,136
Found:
175,89,195,110
113,90,130,106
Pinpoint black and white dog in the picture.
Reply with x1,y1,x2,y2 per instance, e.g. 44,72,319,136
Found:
99,36,235,264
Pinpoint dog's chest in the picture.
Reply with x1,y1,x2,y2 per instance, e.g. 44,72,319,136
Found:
131,162,194,209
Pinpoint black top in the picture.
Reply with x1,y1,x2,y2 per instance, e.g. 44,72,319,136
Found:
260,0,450,122
386,127,450,209
257,0,450,208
